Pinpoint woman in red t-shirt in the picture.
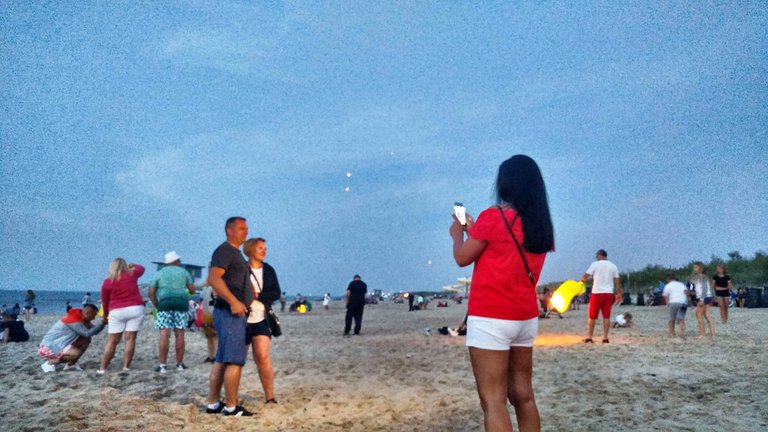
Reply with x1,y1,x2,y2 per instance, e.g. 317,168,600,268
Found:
450,155,554,432
97,258,145,374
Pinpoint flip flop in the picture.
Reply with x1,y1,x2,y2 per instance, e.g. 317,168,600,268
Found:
583,338,594,343
602,339,610,344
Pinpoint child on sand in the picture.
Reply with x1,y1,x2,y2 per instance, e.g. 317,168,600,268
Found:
611,312,634,328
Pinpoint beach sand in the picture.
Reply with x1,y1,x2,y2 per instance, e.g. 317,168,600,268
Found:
1,302,766,431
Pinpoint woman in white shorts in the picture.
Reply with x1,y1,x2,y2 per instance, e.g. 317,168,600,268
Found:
450,155,555,432
98,258,146,373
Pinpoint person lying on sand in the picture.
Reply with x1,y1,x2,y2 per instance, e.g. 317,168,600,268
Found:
438,315,468,336
611,312,634,328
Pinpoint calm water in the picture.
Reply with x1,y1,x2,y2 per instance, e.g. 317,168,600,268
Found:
0,290,101,314
0,289,329,315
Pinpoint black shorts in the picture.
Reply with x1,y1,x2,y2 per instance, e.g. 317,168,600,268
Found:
245,320,271,342
715,289,730,298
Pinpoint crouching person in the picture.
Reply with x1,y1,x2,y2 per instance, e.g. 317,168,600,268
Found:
39,304,105,372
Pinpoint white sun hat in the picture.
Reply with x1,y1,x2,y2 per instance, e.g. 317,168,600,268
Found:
164,251,182,264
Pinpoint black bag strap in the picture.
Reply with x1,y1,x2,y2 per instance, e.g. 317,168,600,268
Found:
497,206,536,287
249,268,263,292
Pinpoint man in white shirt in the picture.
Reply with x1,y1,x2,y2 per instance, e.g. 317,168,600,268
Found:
662,273,689,338
581,249,622,343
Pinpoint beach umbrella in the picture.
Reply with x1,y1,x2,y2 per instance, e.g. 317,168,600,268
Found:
457,277,471,296
442,285,463,293
550,280,586,313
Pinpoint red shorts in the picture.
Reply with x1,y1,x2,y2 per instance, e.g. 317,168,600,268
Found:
588,293,615,320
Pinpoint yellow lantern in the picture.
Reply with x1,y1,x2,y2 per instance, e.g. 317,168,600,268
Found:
297,304,307,314
550,280,586,313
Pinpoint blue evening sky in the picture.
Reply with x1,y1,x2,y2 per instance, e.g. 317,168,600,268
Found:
1,1,766,295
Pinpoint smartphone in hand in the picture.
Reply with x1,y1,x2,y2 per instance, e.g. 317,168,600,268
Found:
453,202,467,226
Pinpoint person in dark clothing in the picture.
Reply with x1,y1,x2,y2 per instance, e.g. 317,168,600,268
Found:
205,216,255,417
2,311,30,343
408,292,415,311
344,275,367,336
243,237,281,404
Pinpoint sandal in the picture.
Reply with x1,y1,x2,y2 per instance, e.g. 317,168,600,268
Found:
583,338,594,343
602,339,610,344
265,398,278,404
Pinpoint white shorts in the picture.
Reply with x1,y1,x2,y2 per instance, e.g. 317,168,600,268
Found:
466,316,538,350
107,305,145,333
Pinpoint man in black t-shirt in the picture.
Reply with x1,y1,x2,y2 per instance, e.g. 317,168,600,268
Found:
205,216,254,417
344,275,368,336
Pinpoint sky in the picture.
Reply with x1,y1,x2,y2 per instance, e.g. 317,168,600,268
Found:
1,1,766,295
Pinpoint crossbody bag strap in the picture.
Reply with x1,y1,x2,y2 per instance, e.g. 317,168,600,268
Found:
497,206,536,287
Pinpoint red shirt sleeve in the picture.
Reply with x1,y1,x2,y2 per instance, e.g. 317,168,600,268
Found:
132,264,145,279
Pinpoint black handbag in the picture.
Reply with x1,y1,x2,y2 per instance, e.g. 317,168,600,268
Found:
265,307,282,337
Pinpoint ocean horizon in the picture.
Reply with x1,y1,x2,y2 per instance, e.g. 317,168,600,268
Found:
0,289,337,315
0,289,99,315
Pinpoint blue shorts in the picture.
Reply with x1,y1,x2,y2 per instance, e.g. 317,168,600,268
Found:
213,308,246,366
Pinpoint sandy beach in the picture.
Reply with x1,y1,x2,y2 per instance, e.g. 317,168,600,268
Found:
2,302,766,431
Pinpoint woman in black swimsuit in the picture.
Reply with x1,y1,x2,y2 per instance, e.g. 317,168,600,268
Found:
711,265,732,324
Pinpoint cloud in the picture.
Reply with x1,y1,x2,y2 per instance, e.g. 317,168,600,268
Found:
115,148,194,201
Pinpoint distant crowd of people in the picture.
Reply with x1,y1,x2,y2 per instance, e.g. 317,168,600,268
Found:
661,263,736,339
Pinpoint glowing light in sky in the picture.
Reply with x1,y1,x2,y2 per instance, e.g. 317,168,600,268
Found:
346,172,352,177
344,187,350,192
427,260,432,265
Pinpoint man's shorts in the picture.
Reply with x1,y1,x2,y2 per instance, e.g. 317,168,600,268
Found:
466,316,538,350
588,293,615,320
668,303,687,321
154,310,188,329
38,344,63,360
245,320,271,343
107,305,145,334
213,307,246,365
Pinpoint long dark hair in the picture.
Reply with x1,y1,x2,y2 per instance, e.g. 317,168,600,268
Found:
495,155,555,253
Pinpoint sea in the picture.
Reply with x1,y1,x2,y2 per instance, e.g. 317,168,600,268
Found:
0,289,329,315
0,290,102,315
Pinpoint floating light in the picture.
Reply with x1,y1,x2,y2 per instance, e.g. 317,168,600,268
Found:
550,280,586,313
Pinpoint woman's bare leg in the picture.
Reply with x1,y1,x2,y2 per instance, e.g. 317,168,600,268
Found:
100,333,123,371
507,347,540,432
253,335,274,400
718,299,728,324
123,331,138,368
469,347,513,432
